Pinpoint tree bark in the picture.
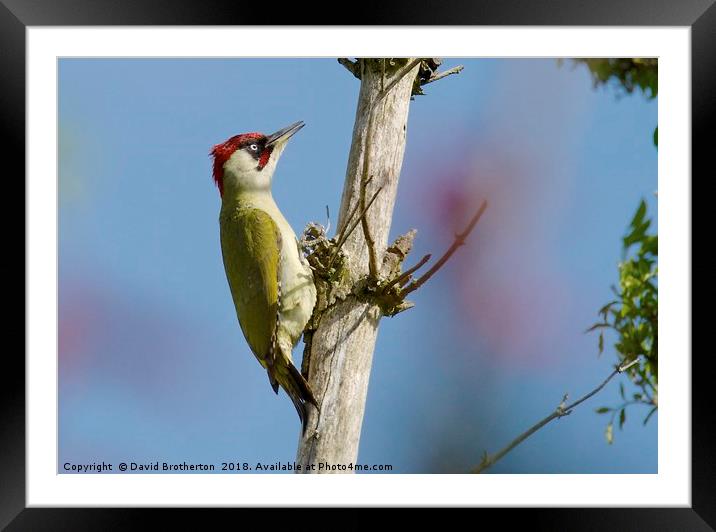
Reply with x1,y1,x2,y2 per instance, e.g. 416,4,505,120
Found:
296,59,419,472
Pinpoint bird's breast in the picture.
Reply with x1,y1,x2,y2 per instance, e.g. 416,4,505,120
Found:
276,228,316,343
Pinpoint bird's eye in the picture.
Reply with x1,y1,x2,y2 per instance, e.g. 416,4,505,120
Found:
249,144,258,151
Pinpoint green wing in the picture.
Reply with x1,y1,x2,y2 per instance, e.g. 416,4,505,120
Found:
220,206,282,366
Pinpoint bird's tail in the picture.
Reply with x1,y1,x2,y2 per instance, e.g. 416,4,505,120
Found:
270,360,319,434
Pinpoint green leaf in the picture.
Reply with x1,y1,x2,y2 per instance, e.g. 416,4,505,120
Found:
595,407,611,414
619,408,626,429
641,235,658,257
624,221,651,249
598,331,604,355
653,126,658,147
630,200,647,230
619,382,625,399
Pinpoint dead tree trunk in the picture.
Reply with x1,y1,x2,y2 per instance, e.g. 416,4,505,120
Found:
296,59,420,472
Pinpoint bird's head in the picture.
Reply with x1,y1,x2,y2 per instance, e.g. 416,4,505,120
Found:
210,120,304,197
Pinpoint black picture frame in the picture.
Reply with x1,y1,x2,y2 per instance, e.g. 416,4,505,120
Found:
4,0,709,528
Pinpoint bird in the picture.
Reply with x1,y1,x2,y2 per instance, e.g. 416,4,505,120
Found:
210,121,318,432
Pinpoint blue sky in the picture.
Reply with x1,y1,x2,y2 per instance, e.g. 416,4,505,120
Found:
59,58,657,473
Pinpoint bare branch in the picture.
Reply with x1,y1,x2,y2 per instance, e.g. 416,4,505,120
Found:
382,254,432,292
360,112,380,278
421,65,464,86
337,58,361,79
324,205,331,235
471,357,643,474
334,175,373,246
332,185,383,258
361,187,379,278
402,200,488,296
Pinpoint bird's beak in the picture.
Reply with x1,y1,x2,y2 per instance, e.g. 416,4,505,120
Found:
265,121,305,147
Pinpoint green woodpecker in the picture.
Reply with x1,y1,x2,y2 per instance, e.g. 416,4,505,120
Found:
210,121,318,432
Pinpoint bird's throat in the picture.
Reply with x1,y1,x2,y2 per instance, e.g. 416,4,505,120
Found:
221,189,275,212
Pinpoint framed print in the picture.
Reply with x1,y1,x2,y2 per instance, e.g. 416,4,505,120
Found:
5,0,710,527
